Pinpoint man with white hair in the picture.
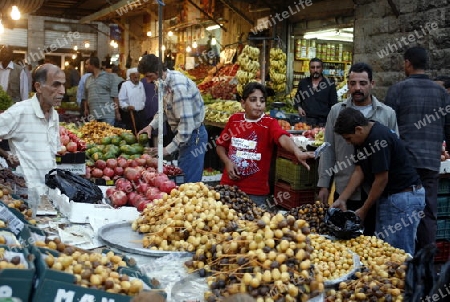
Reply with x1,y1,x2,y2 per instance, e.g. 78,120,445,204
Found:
118,68,146,133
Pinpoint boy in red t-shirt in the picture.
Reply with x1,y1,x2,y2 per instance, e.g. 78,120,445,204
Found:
216,82,314,206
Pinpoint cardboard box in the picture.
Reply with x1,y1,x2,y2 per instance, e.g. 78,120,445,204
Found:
48,188,139,224
32,247,164,302
440,160,450,174
0,245,35,302
56,163,86,175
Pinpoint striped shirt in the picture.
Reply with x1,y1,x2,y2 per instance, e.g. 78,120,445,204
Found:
385,74,450,171
149,70,205,154
0,94,60,186
118,80,145,111
85,71,118,120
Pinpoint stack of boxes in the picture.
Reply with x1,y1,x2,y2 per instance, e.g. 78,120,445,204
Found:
435,177,450,262
273,147,318,209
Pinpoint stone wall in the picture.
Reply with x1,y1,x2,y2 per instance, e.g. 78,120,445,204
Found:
353,0,450,100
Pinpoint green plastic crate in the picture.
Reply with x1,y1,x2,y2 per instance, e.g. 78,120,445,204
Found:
275,157,318,190
438,178,450,194
437,196,450,217
436,219,450,240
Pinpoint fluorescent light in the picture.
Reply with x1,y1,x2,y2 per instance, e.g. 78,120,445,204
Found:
11,6,20,21
0,21,4,34
206,24,221,31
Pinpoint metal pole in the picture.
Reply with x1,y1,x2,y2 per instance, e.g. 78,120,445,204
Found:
261,39,266,86
157,1,165,174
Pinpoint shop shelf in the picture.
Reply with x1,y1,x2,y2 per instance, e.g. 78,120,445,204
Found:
275,149,318,190
273,181,316,210
437,196,450,217
436,219,450,240
438,178,450,195
435,240,450,262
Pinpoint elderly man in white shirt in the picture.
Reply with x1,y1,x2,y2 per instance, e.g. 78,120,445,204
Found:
118,68,146,133
0,45,29,102
0,64,64,188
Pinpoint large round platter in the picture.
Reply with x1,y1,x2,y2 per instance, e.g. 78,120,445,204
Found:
97,221,192,257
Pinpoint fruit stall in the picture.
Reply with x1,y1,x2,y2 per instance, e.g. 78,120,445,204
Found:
0,118,446,301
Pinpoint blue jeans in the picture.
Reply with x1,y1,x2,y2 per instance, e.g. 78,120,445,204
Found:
375,187,425,254
248,195,268,207
178,125,208,183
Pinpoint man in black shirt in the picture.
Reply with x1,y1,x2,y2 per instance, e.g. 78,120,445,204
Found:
332,107,425,254
294,58,338,126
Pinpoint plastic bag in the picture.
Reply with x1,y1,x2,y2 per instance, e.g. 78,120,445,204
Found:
404,244,437,302
45,168,103,204
428,260,450,302
324,208,364,240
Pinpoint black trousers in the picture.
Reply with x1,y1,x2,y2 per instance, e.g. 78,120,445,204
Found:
334,189,376,236
119,109,147,133
415,168,439,252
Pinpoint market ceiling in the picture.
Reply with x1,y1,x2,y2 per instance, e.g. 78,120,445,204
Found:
1,0,354,25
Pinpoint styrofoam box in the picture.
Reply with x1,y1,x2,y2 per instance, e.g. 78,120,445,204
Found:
56,163,86,175
440,160,450,174
47,187,139,224
202,174,222,182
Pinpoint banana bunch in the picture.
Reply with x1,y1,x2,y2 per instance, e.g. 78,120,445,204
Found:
269,48,287,93
205,101,244,123
236,45,261,95
313,130,325,146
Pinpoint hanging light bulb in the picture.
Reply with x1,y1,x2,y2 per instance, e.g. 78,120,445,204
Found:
162,45,166,51
192,41,197,49
73,45,78,51
11,6,21,21
168,31,173,37
186,45,192,53
147,31,152,37
110,40,115,46
84,41,90,48
72,54,76,60
0,20,4,35
211,37,217,45
64,61,69,66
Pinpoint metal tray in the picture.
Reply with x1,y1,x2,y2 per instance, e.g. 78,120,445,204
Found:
97,221,192,257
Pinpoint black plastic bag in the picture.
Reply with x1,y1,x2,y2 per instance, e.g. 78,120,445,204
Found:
428,260,450,302
45,169,103,204
324,208,364,239
404,244,437,302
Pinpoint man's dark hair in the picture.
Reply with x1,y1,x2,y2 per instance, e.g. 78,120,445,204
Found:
309,57,323,67
404,47,428,70
138,54,166,74
241,82,268,101
334,107,369,135
348,62,373,82
34,65,50,84
89,56,100,69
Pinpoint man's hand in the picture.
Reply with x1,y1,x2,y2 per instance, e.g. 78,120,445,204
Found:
298,107,306,116
115,111,122,122
6,154,19,168
354,207,367,221
318,187,330,204
138,125,153,138
331,199,347,211
127,106,135,111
